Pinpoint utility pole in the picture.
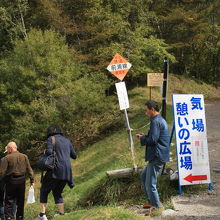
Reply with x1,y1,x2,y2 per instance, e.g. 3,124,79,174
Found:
162,57,169,119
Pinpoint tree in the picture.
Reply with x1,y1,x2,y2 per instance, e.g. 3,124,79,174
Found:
150,0,220,83
60,0,175,84
0,0,28,52
0,29,113,155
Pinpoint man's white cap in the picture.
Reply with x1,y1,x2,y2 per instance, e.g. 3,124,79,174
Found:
4,146,8,153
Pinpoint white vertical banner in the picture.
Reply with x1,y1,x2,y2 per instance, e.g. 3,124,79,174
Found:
172,94,211,186
115,82,129,110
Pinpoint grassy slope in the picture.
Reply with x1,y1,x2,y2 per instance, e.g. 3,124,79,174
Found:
25,74,220,219
54,206,148,220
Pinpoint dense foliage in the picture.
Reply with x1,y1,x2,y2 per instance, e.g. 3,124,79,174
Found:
0,0,219,155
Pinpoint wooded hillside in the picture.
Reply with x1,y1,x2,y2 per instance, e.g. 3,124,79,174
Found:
0,0,219,155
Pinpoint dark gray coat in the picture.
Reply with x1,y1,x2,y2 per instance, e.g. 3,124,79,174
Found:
45,134,77,187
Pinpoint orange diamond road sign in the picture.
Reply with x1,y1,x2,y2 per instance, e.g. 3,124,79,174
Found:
107,53,132,81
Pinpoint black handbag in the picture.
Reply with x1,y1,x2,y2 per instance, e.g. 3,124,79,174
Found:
37,136,57,171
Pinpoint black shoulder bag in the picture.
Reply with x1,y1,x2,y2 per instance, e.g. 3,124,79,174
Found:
37,136,57,171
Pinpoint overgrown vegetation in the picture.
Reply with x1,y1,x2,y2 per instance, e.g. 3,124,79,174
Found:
0,1,219,218
0,29,115,155
0,0,220,155
23,80,219,219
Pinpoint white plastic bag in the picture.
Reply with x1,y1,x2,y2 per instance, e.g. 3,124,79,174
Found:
170,170,179,181
27,186,35,204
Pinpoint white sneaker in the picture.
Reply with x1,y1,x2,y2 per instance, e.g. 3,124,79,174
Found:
35,214,48,220
54,213,65,217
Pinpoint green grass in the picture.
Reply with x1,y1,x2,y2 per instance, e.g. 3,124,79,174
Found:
168,74,220,101
24,75,220,219
54,206,149,220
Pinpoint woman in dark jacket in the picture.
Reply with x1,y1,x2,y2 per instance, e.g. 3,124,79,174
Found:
36,125,77,220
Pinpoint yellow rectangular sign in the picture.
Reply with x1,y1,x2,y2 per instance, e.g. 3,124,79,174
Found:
147,73,164,87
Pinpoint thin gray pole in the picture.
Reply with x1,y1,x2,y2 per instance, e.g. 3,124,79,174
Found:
123,109,137,169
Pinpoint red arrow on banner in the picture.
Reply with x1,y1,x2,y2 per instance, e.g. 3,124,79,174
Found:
184,174,207,183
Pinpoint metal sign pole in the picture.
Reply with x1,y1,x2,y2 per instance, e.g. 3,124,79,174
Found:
209,183,213,192
123,109,137,169
174,121,183,195
169,123,183,195
161,122,175,175
162,57,169,119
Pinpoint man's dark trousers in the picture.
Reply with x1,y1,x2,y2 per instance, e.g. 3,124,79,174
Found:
4,176,25,220
0,179,5,220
